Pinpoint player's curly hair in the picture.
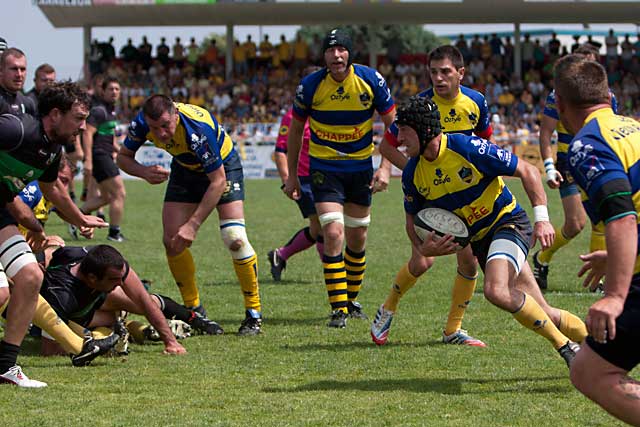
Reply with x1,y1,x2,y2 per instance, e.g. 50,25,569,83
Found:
38,80,90,118
395,95,442,153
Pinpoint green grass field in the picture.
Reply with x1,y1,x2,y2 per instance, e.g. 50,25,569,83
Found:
1,178,629,426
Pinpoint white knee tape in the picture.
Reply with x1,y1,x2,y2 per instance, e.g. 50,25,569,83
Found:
220,219,255,260
486,238,526,275
319,212,344,227
0,271,8,288
0,235,37,278
344,215,371,228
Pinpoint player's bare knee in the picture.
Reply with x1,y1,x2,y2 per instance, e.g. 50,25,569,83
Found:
409,253,433,276
13,265,43,296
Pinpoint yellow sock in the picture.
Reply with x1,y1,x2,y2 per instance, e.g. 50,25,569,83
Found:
32,295,83,354
68,321,87,337
167,249,199,307
126,320,148,344
512,294,569,349
444,271,478,335
558,309,588,343
590,227,606,252
345,247,366,302
538,225,572,264
92,327,113,339
323,254,348,312
384,263,418,313
233,254,261,312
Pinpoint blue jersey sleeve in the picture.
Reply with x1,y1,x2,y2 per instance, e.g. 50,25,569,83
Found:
292,70,324,121
18,182,43,209
543,91,559,121
461,87,491,134
369,69,395,115
401,158,424,215
457,135,518,177
610,90,619,114
123,112,149,152
567,136,633,224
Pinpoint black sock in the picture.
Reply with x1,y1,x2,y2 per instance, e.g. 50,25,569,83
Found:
109,225,120,235
0,341,20,373
153,294,192,323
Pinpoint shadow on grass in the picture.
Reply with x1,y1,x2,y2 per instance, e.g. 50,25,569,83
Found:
263,375,570,395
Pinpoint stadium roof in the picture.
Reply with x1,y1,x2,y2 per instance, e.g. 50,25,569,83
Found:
37,0,640,28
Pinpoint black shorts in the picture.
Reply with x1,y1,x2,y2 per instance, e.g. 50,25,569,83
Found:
586,285,640,372
92,151,120,183
296,176,316,218
164,152,245,204
0,207,18,230
309,168,373,207
471,209,532,271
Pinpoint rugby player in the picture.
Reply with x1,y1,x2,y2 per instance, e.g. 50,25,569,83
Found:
533,44,618,290
377,45,490,346
268,66,323,282
80,77,127,242
283,28,396,328
554,54,640,426
0,48,36,117
371,95,586,368
0,81,106,387
117,95,263,335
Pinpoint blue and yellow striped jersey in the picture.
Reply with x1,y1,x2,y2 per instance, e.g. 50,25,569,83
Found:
567,108,640,281
543,89,618,158
386,85,492,147
124,103,235,174
402,133,521,242
292,64,395,172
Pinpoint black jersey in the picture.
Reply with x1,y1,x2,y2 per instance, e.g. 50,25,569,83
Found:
0,113,62,205
41,246,130,325
0,86,36,117
87,99,118,154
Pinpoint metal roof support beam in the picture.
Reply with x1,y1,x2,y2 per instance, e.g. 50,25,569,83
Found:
83,24,91,82
514,22,521,78
226,23,233,80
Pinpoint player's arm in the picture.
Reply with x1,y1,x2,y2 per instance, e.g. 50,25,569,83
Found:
372,109,397,192
121,267,186,354
116,146,170,184
379,130,408,170
405,213,459,257
513,158,554,249
82,124,96,176
539,114,562,188
274,115,291,185
170,166,226,255
39,178,107,229
284,116,305,200
6,197,44,234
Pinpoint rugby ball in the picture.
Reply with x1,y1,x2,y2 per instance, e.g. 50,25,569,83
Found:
413,208,470,247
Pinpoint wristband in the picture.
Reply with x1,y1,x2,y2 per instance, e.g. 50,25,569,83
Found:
533,205,550,223
543,157,557,182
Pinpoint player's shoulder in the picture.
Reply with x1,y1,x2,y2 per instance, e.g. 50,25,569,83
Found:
300,68,328,90
128,110,149,138
353,64,386,85
460,85,487,107
545,90,556,105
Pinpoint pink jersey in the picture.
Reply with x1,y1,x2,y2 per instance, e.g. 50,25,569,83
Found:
275,109,311,177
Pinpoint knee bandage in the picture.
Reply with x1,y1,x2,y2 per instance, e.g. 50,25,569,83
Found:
220,219,255,259
344,215,371,228
0,235,37,278
319,212,344,227
486,238,526,275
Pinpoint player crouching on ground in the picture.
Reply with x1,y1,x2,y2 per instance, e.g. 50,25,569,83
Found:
371,95,586,366
39,244,187,359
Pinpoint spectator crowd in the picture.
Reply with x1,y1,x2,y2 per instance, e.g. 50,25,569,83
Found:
88,30,640,147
